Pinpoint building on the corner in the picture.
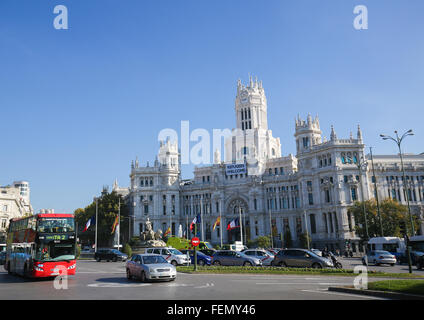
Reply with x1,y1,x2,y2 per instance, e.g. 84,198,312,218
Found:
116,77,424,254
0,181,33,246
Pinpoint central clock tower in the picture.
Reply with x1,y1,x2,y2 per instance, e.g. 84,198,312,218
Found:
224,77,282,165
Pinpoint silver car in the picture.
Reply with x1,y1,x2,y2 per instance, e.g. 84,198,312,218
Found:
362,250,396,266
242,249,275,266
126,254,177,282
211,250,262,266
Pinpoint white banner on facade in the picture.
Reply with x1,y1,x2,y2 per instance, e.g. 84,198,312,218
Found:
225,163,247,175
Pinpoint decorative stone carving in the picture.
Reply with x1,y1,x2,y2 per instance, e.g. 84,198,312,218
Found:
139,217,167,247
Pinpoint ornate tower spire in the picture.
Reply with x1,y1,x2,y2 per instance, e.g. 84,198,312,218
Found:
357,124,363,142
330,125,337,141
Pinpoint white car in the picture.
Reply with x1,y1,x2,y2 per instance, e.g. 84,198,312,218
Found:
145,247,190,266
362,250,397,266
126,254,176,282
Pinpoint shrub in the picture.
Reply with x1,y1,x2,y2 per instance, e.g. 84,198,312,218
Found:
123,243,132,257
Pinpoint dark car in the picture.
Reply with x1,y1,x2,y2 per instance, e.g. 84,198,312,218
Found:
417,255,424,270
199,249,216,258
94,248,128,262
271,248,333,268
180,249,212,266
211,250,262,266
0,251,6,265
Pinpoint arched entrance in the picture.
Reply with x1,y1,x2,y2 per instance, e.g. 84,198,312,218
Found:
226,198,250,243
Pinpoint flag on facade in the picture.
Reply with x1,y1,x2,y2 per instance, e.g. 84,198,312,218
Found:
111,215,119,234
164,226,171,237
227,217,240,230
190,214,201,231
83,215,96,232
213,216,221,231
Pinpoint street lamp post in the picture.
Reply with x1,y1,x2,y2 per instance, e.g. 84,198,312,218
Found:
355,156,370,242
380,129,415,274
380,130,415,236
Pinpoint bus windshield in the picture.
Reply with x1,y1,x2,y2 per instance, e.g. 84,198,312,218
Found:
37,218,75,233
35,241,76,262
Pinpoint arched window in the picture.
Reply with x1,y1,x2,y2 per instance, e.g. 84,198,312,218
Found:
341,153,346,164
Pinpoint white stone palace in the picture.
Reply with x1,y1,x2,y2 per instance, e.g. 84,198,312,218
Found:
115,78,424,254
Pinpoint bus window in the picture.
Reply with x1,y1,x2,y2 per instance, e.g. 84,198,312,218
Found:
383,243,398,253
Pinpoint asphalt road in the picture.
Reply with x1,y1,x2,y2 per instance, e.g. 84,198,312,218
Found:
0,260,390,300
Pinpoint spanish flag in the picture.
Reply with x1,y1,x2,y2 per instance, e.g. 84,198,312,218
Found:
111,215,119,234
213,216,221,231
164,226,171,237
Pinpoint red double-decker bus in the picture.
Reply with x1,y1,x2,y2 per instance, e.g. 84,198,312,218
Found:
5,213,76,278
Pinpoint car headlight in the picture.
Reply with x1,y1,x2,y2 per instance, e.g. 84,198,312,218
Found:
68,264,76,270
149,267,155,272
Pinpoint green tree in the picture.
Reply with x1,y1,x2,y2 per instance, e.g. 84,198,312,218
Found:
298,233,311,249
348,198,420,241
256,236,271,249
123,243,132,258
74,191,130,247
284,228,293,248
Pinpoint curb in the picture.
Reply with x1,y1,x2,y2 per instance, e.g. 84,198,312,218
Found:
328,287,424,300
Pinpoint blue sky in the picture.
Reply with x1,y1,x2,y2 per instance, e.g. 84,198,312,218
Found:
0,0,423,213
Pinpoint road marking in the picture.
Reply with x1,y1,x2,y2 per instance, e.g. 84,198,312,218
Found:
301,289,385,300
87,283,151,288
194,283,214,288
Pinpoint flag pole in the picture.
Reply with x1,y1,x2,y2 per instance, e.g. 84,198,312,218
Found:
200,196,204,242
95,197,98,252
220,201,223,248
239,205,243,246
118,197,120,250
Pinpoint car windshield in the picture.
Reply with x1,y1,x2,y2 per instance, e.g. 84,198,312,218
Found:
37,218,75,233
143,256,168,264
35,241,75,262
168,248,183,255
265,250,274,256
204,242,213,249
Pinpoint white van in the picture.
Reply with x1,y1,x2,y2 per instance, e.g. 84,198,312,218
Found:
145,247,190,266
367,237,405,260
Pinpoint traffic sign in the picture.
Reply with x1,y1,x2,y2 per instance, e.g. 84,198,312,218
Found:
191,237,200,247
